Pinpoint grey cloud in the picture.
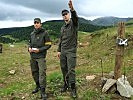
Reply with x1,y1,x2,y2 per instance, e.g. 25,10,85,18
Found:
0,2,44,21
1,0,133,22
0,0,69,21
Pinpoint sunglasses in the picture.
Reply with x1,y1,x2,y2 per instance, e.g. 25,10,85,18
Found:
34,22,40,24
62,13,68,16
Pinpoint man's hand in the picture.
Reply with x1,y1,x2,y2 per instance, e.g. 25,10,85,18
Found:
33,49,40,53
28,48,33,53
57,52,61,59
68,0,74,11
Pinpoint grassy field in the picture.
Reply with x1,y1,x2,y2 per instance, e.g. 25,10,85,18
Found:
0,25,133,100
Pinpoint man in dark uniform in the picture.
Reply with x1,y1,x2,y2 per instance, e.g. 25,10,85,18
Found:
28,18,51,100
57,0,78,98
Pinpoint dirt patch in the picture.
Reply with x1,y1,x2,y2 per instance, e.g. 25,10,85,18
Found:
0,83,6,88
0,79,7,89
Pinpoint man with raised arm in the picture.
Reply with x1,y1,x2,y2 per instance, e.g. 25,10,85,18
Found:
57,0,78,98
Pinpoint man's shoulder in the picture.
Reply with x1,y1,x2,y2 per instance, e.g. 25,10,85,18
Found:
62,24,66,27
41,29,49,36
61,25,65,32
30,31,34,35
40,28,46,33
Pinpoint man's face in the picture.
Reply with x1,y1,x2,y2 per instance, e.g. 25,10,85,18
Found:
62,13,70,21
34,21,42,29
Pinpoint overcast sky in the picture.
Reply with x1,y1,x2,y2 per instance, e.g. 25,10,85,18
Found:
0,0,133,28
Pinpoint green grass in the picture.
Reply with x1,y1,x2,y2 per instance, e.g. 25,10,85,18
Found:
0,82,28,96
0,24,133,99
47,71,62,82
2,35,19,41
83,89,110,100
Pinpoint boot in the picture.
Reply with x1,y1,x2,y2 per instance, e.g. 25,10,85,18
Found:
32,83,40,94
71,83,77,98
71,89,77,98
61,84,68,92
61,80,69,92
40,88,47,100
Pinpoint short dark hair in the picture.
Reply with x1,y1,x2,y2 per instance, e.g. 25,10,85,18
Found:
34,18,41,23
61,9,69,16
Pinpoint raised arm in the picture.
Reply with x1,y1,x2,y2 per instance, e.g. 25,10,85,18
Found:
68,0,78,26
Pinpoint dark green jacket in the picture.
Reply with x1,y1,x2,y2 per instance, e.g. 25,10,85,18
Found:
29,28,51,58
57,10,78,53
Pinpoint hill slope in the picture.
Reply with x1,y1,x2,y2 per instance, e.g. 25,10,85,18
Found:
0,18,107,43
0,16,133,43
92,16,133,26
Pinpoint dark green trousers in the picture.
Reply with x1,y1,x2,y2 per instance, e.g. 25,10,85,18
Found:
60,51,76,85
30,58,46,89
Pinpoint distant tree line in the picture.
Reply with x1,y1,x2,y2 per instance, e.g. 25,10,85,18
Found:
0,20,108,43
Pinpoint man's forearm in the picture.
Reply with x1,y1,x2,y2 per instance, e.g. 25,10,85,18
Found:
71,10,78,26
39,45,51,52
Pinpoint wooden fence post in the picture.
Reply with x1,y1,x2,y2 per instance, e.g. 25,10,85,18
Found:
114,22,125,79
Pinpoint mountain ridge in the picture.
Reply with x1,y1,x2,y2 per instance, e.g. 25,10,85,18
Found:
92,16,133,26
0,16,133,43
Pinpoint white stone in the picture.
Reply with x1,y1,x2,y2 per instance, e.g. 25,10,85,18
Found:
9,70,16,75
109,71,114,77
117,75,133,98
102,78,116,93
86,75,96,80
101,77,108,81
22,96,25,99
9,45,14,47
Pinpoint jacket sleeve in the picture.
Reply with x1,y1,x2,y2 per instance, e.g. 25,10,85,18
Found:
28,38,31,48
28,35,32,52
39,31,51,52
71,10,78,27
57,38,61,52
57,29,62,52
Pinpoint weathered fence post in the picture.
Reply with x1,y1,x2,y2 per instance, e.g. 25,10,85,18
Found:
0,44,2,53
114,22,125,79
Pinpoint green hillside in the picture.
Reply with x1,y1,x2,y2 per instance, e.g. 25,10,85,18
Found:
126,19,133,26
0,23,133,99
92,17,133,26
0,18,108,43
